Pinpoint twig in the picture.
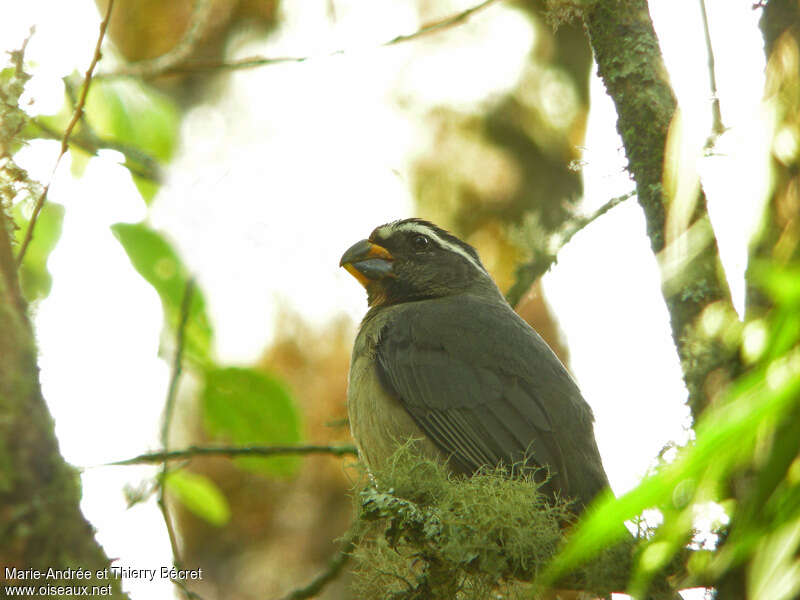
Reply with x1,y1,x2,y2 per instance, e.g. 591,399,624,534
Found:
108,0,213,79
30,117,162,182
108,443,359,466
558,191,635,252
506,191,635,307
101,0,501,78
15,0,115,266
280,535,356,600
699,0,725,148
158,278,195,600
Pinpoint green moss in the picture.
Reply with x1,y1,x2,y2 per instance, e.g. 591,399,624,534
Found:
349,442,637,599
542,0,598,29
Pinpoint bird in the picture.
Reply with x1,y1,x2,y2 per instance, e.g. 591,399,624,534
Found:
340,218,610,512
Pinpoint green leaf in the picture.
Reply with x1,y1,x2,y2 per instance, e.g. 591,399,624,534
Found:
751,261,800,307
84,78,179,204
69,146,92,178
202,367,303,477
132,175,159,204
84,78,178,162
13,202,65,302
543,350,800,586
163,470,230,526
111,222,213,364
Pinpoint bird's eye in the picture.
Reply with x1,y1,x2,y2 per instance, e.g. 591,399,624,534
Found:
412,234,430,251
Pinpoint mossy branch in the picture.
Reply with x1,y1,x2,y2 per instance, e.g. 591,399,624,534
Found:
506,190,634,308
349,443,684,599
581,0,738,418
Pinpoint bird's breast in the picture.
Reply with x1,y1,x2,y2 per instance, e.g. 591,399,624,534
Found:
348,351,442,475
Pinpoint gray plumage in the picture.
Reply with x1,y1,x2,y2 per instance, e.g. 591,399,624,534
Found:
342,219,610,512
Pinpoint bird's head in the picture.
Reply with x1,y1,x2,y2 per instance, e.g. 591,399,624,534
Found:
340,218,498,307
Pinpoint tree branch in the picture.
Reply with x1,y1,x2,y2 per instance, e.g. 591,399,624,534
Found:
158,278,196,600
279,534,356,600
29,117,162,182
16,0,115,266
506,191,634,307
108,443,358,466
699,0,726,147
583,0,737,418
100,0,502,78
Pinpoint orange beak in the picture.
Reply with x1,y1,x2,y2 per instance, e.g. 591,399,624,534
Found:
339,239,395,288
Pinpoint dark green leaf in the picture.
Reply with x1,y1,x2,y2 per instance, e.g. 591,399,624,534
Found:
202,367,303,477
111,222,213,364
164,470,230,526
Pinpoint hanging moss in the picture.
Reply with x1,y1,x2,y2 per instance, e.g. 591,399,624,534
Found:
348,442,642,600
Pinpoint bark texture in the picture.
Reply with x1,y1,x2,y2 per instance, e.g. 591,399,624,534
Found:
0,212,127,598
583,0,736,418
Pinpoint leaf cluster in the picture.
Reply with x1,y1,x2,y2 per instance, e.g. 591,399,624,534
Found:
112,224,305,525
543,261,800,598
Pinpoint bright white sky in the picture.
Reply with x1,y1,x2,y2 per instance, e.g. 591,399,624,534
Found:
2,1,768,598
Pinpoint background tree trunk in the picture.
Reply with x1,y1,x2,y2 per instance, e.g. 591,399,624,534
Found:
0,212,127,598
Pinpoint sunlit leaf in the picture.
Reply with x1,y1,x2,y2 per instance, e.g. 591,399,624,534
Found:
84,78,178,204
111,222,213,364
748,516,800,600
13,202,64,302
163,470,230,526
202,367,303,477
69,146,92,178
133,176,159,205
84,78,178,162
543,349,800,586
752,262,800,307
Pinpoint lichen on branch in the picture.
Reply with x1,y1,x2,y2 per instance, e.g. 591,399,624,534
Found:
349,442,639,599
579,0,738,417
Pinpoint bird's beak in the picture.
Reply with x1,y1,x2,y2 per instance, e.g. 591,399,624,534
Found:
340,239,395,287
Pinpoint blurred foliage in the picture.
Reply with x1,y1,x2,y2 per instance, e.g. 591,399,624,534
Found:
748,0,800,316
164,469,231,526
202,366,303,477
83,79,178,161
0,59,33,157
171,313,354,599
12,202,64,302
351,441,645,600
112,221,308,538
83,79,178,201
542,261,800,598
412,3,591,298
96,0,279,64
1,43,64,305
111,222,214,365
31,75,173,195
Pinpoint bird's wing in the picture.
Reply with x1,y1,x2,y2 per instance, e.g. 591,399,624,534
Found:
375,294,607,504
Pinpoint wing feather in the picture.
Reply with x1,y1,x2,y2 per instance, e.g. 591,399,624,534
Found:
375,294,608,507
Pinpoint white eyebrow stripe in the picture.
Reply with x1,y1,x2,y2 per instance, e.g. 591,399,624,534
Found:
392,221,488,275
